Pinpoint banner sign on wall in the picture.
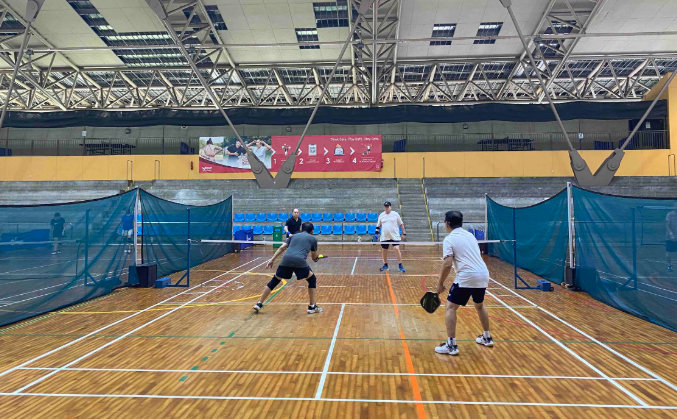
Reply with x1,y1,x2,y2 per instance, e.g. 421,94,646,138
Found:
199,134,381,173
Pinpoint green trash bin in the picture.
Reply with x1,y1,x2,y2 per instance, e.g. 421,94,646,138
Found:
273,226,283,249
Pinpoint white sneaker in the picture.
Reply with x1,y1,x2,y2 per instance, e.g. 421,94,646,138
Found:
476,334,494,347
307,305,322,314
253,302,263,313
435,342,459,355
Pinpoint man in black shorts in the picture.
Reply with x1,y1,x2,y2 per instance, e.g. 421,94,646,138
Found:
50,212,65,255
284,208,302,237
253,221,322,314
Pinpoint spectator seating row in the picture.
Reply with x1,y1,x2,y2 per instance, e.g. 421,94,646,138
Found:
234,225,403,236
234,212,379,223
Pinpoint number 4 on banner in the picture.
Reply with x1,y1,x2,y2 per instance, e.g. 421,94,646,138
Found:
352,158,357,164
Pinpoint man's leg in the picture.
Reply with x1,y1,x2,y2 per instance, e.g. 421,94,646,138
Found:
254,265,290,312
303,269,321,313
474,291,494,347
446,302,459,340
381,247,388,264
475,302,490,332
308,287,316,307
393,245,404,264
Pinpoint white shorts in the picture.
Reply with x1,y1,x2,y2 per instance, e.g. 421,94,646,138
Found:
123,230,133,238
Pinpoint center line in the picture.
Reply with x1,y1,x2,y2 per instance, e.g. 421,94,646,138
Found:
315,303,345,399
351,257,358,275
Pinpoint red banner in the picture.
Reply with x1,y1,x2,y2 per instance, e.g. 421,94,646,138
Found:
199,134,381,174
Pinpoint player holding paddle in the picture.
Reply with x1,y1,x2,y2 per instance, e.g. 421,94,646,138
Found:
253,221,323,314
434,211,493,356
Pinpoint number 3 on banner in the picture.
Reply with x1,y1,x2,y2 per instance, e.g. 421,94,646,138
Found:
326,158,330,165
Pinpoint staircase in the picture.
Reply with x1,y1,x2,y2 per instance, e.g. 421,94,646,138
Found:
397,178,433,242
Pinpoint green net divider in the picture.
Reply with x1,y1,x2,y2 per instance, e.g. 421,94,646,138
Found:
487,190,569,285
573,187,677,332
0,190,137,327
139,190,233,285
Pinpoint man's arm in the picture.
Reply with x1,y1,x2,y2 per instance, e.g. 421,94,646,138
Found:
310,250,319,262
436,257,453,295
398,215,406,236
266,243,288,268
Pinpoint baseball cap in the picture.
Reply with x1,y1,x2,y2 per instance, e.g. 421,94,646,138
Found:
383,201,392,207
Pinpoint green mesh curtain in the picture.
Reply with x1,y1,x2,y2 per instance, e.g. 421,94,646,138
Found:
487,190,569,284
139,190,233,279
0,190,137,327
573,187,677,332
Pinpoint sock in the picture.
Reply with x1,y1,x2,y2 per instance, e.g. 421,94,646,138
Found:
483,331,491,339
447,337,456,346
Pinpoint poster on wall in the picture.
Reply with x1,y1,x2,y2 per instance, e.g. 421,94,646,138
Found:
198,136,275,173
198,134,381,173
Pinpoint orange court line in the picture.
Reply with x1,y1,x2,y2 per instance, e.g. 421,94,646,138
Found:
385,270,427,419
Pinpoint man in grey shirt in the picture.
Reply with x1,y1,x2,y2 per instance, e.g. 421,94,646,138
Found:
253,222,322,314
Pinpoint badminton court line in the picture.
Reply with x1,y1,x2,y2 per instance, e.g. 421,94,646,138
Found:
0,257,262,380
12,259,269,394
19,367,658,382
315,303,345,399
351,257,358,275
3,392,677,410
486,290,648,406
490,278,677,395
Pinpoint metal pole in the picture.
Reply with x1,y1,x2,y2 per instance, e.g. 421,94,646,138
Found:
631,208,637,290
620,70,677,151
85,209,90,286
134,187,140,265
186,208,191,287
567,182,574,269
484,193,488,240
513,208,518,289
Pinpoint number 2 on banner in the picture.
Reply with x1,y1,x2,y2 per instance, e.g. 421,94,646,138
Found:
299,158,303,165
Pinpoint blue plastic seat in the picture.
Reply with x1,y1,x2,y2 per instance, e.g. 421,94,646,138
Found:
323,212,333,221
245,213,255,222
356,213,367,222
242,225,252,232
234,213,245,222
278,212,289,221
256,213,266,222
263,225,274,235
301,212,311,221
267,213,278,221
344,225,356,235
321,225,331,235
356,225,367,235
334,213,344,222
315,225,323,235
345,213,356,222
253,226,263,235
333,225,342,235
233,225,242,234
368,225,376,235
475,229,485,240
367,213,378,222
311,213,322,222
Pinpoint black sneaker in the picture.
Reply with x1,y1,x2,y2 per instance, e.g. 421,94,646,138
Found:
476,334,494,347
253,302,263,313
307,305,322,314
435,342,459,355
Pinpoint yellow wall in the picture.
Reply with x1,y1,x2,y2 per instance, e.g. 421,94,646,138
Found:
0,150,670,182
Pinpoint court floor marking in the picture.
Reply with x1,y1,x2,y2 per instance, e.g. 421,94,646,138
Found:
486,290,648,406
0,280,85,301
12,259,269,394
16,367,658,382
0,257,262,380
350,257,358,275
596,269,677,301
2,392,677,410
315,303,345,399
490,277,677,394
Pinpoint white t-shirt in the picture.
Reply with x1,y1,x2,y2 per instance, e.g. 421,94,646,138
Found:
443,228,490,288
253,145,267,160
378,211,402,241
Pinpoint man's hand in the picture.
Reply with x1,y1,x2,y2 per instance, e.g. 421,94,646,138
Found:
436,284,446,295
266,259,275,269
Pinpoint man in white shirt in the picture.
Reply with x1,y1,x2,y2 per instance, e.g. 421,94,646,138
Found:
376,201,406,272
248,139,274,168
434,211,493,356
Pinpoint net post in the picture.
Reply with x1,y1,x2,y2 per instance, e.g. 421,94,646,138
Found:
567,182,574,269
512,207,534,289
484,193,488,241
133,187,139,266
171,208,191,288
83,209,96,286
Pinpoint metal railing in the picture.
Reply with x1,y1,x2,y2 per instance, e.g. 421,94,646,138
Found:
0,131,668,157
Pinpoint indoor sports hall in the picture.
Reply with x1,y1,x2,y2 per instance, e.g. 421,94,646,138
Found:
2,0,677,418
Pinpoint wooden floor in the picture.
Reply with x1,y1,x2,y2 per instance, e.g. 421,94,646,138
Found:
1,245,677,418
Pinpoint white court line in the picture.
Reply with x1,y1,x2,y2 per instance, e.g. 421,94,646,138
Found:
316,303,345,399
0,284,87,308
491,277,677,394
0,280,84,301
12,259,269,394
351,257,358,275
17,367,658,381
486,290,648,406
157,301,535,308
3,392,677,409
0,257,262,381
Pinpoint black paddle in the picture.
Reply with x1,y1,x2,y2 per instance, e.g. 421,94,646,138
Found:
420,277,442,314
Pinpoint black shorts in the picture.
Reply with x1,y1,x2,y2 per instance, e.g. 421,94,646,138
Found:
447,283,486,306
381,240,400,249
667,240,677,253
275,265,312,280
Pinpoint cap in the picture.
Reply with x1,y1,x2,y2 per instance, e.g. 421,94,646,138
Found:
383,201,392,207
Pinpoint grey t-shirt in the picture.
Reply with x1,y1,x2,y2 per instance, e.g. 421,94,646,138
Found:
280,232,318,268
